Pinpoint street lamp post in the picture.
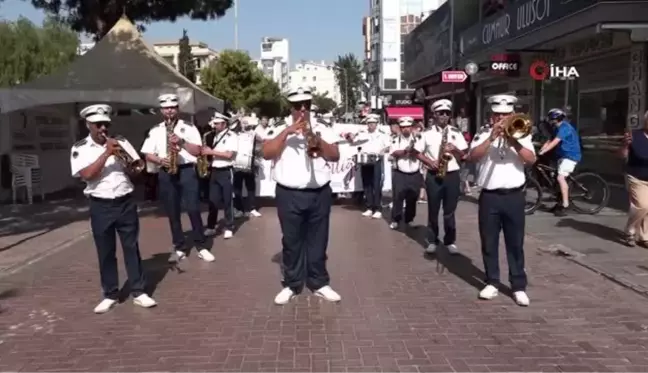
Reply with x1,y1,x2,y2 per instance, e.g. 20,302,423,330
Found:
234,0,239,50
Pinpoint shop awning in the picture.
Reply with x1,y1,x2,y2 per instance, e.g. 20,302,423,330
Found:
385,106,424,120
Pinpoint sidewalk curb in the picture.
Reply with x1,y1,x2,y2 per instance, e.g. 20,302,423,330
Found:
0,230,91,280
535,241,648,300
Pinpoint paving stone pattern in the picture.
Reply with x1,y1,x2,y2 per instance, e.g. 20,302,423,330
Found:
1,203,648,372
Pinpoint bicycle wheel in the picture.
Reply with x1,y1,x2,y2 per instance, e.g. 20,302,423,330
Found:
569,172,610,214
524,176,543,215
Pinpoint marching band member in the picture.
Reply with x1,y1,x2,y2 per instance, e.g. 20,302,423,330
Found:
415,99,468,255
262,87,342,305
141,94,211,263
389,116,423,229
71,104,156,313
347,113,388,218
467,94,535,306
233,116,262,218
254,116,270,140
202,113,238,239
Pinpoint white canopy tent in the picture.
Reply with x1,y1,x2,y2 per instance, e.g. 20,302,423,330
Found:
0,16,224,114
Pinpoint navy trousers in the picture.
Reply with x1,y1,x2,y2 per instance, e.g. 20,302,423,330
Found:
425,170,461,245
233,170,257,212
89,193,146,299
207,167,234,230
276,183,332,292
158,165,206,250
391,170,422,224
361,159,383,212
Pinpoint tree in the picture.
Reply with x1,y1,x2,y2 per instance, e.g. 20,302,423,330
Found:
27,0,234,39
200,50,285,117
177,29,195,82
312,92,337,114
334,53,363,114
0,17,78,87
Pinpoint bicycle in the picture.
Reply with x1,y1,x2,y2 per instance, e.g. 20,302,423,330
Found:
524,162,610,215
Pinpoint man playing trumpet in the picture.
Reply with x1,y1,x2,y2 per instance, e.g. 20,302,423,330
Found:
70,104,156,313
467,94,536,306
262,87,342,305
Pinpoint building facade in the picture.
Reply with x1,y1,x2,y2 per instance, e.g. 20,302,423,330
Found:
259,37,290,92
404,0,648,183
367,0,445,111
153,41,218,85
288,61,341,105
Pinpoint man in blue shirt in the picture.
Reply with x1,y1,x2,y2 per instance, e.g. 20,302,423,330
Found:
539,108,582,216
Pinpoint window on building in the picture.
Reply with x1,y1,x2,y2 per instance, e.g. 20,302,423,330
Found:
163,56,175,67
383,79,397,89
261,42,273,52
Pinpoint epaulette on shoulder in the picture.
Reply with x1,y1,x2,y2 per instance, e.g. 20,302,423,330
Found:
316,118,330,127
73,139,87,148
273,119,286,128
449,126,461,133
113,134,126,140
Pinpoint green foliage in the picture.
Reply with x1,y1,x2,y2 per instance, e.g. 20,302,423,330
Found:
0,17,79,87
177,29,195,82
334,53,363,113
200,50,285,117
312,92,337,114
27,0,234,38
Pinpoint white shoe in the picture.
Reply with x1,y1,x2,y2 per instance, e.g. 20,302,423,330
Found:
223,230,233,239
204,228,217,237
250,209,262,217
479,285,499,300
389,222,398,229
133,294,157,308
513,291,530,307
93,298,117,314
446,244,459,255
314,285,341,302
274,287,295,305
425,243,438,254
197,249,215,262
234,210,244,218
168,250,186,263
362,209,373,217
372,211,382,219
388,202,393,209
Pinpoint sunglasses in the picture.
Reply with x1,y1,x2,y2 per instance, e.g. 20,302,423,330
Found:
92,121,111,128
291,101,311,109
435,110,451,116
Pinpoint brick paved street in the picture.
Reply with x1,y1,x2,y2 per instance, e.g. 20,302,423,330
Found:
1,201,648,372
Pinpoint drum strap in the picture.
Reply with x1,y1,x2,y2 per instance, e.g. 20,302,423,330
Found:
212,127,231,148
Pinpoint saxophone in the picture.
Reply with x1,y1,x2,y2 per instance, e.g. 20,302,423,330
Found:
196,130,212,178
436,126,453,178
166,119,179,175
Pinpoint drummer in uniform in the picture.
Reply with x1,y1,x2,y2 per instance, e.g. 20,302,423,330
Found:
202,112,238,239
233,116,262,218
141,94,210,262
415,99,468,255
71,104,156,313
347,113,389,218
261,87,342,305
467,94,535,306
389,116,423,229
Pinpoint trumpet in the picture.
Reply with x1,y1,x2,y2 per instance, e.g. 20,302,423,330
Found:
497,113,533,157
297,113,321,158
103,134,145,174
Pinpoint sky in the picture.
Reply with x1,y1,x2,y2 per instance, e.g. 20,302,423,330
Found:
0,0,366,65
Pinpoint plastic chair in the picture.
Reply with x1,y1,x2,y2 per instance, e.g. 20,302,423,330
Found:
10,153,44,204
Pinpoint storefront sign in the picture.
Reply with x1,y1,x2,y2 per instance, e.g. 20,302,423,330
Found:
627,44,646,130
460,0,597,56
403,2,451,84
382,91,416,107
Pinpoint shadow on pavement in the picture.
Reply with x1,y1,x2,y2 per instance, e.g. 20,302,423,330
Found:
142,253,183,297
556,217,625,245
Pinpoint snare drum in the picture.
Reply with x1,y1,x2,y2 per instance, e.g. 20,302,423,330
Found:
353,153,380,165
233,132,256,172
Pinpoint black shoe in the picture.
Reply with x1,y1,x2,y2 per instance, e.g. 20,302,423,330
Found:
553,205,568,217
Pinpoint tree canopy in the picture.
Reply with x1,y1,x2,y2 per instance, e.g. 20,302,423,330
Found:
27,0,234,38
0,17,79,87
312,92,338,114
200,50,286,118
177,29,195,82
334,53,363,114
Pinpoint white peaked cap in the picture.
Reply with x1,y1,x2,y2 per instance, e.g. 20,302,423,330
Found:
487,94,518,114
365,114,380,123
210,112,230,124
286,87,313,103
431,99,452,112
80,104,112,123
159,93,179,108
398,116,414,127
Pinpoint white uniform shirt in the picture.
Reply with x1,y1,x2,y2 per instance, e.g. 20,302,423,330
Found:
469,129,535,190
210,130,238,168
70,136,134,199
266,115,340,189
389,134,422,173
254,126,268,140
140,119,202,165
352,129,389,154
415,125,468,172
